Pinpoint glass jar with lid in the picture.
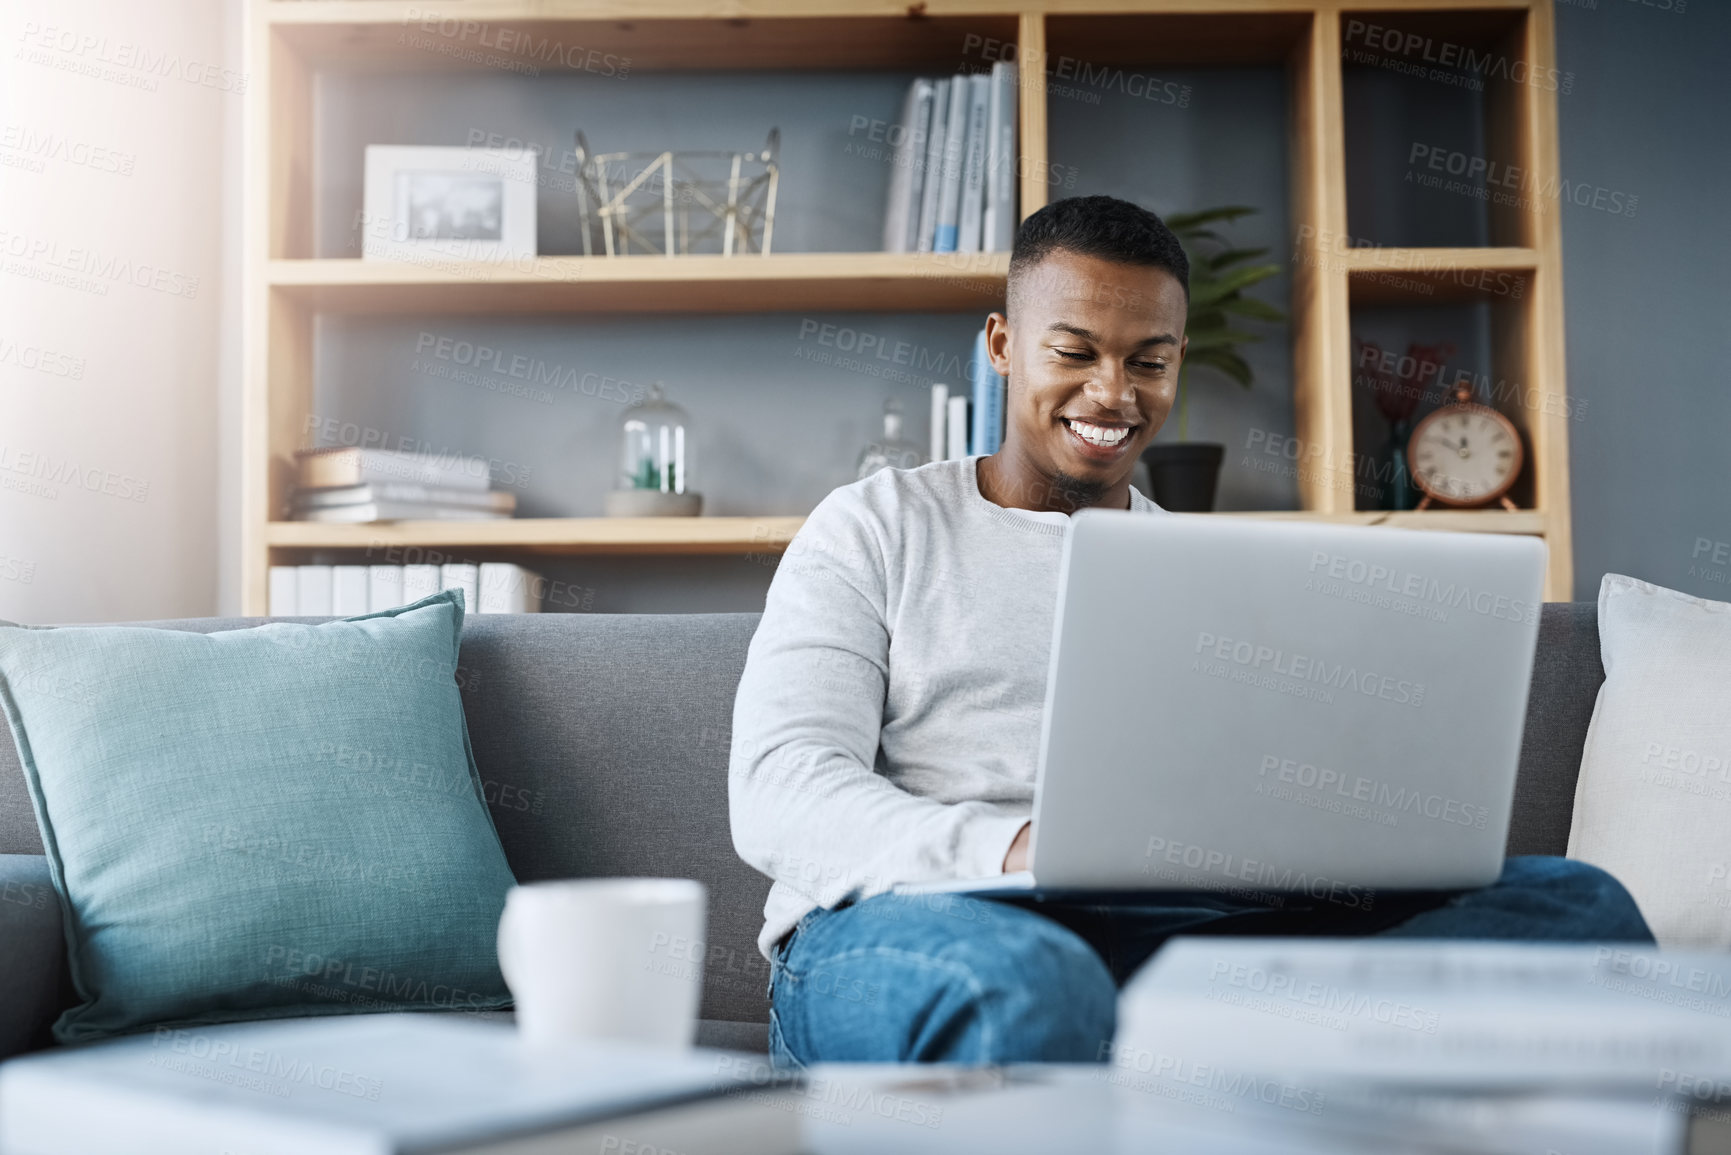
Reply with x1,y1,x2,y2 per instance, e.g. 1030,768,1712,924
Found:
602,383,703,516
855,398,928,480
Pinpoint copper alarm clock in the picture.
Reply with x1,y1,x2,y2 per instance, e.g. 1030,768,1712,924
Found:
1407,381,1524,510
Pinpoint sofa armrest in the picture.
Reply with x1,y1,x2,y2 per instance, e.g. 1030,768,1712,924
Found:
0,855,68,1060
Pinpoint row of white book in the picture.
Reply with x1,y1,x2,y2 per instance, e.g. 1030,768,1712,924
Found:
925,329,1008,462
267,563,544,617
882,64,1019,254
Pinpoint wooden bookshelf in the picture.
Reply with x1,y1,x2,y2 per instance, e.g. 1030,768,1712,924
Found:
1341,247,1539,304
242,0,1575,609
265,507,1546,561
265,516,808,555
268,253,1010,315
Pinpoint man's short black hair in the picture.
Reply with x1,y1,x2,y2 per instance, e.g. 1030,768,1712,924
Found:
1006,195,1189,315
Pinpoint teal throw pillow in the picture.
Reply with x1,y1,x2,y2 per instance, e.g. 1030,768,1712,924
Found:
0,590,517,1042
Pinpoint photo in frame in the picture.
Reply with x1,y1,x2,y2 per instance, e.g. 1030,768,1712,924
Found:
361,145,537,262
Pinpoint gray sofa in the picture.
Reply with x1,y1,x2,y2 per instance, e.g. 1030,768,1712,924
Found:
0,604,1607,1063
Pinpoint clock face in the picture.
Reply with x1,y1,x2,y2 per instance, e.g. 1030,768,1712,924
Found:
1409,406,1521,504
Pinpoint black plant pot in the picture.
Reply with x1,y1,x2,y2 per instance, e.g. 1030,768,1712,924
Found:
1140,443,1225,512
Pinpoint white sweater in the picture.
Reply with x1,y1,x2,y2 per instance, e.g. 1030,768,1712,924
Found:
729,455,1164,957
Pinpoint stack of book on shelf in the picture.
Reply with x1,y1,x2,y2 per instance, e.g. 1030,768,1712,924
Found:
291,448,516,523
881,63,1018,255
268,562,544,616
928,327,1008,461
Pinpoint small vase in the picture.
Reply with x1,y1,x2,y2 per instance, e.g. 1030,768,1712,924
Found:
855,399,927,480
1139,443,1225,512
1386,417,1416,511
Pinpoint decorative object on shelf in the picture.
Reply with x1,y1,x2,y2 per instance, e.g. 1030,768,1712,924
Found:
1356,338,1455,511
1139,205,1285,512
855,399,928,480
361,146,537,262
573,130,778,257
604,383,703,517
1408,378,1525,510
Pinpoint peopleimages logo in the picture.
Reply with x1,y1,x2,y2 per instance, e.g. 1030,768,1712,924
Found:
1408,144,1638,219
1592,947,1731,1003
1143,835,1375,909
1341,18,1572,94
1204,962,1441,1035
0,124,136,175
413,332,645,405
1100,1042,1329,1114
0,228,200,298
262,945,496,1013
1257,754,1490,830
0,443,149,502
1307,551,1540,626
15,21,248,93
1193,631,1426,708
150,1028,381,1099
398,9,630,77
794,319,982,386
0,336,85,379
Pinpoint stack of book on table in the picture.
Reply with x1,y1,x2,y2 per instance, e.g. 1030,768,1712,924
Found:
0,1015,801,1155
1104,937,1731,1153
292,448,516,524
881,63,1018,255
270,562,545,616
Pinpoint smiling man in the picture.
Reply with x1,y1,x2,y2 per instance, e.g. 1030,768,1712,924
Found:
728,196,1649,1067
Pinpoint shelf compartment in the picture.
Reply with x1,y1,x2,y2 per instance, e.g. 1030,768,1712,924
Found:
1044,11,1312,68
1347,289,1550,515
266,516,808,556
1341,246,1535,305
1340,7,1540,249
270,5,1019,72
268,253,1009,315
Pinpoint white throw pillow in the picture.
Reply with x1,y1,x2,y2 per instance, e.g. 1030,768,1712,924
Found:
1568,574,1731,948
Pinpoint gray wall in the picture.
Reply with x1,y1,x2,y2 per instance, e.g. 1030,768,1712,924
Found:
1553,1,1730,601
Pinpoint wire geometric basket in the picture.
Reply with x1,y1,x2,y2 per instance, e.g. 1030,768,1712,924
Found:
572,129,779,257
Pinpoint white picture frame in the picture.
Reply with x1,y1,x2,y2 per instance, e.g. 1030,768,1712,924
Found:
361,145,537,262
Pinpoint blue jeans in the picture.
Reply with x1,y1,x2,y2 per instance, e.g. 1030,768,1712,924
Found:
766,856,1653,1067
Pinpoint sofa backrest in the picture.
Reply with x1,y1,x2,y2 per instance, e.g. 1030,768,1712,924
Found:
1505,601,1603,858
0,604,1605,1026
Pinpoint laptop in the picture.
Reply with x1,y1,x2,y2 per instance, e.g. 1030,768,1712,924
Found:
897,511,1548,899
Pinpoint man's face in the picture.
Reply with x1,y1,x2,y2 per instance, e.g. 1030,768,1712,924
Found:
986,249,1188,494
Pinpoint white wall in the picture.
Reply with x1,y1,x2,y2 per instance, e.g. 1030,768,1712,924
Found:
0,0,241,623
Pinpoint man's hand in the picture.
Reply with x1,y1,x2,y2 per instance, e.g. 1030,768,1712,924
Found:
1003,822,1032,873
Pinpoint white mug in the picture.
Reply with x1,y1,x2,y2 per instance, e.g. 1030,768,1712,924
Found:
497,878,707,1048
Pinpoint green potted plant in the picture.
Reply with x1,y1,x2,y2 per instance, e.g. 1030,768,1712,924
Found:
1140,205,1286,511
